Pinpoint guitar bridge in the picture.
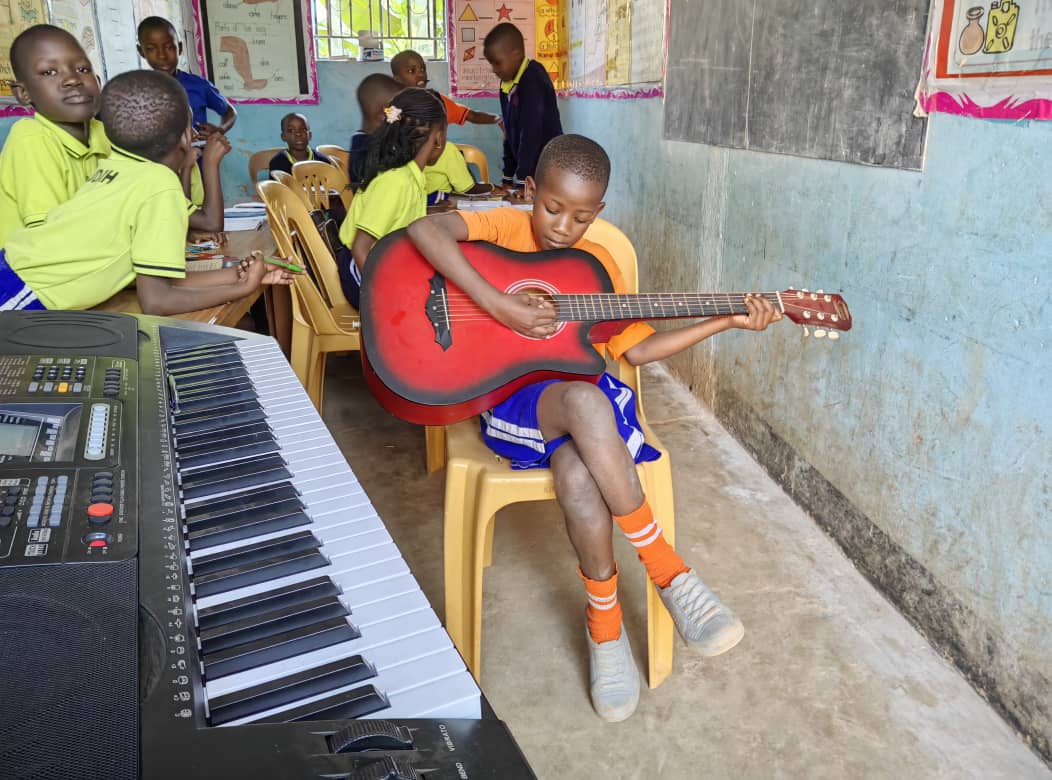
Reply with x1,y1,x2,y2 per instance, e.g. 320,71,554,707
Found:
427,273,453,351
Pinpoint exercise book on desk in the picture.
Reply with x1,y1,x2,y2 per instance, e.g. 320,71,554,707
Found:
224,202,268,231
454,199,532,212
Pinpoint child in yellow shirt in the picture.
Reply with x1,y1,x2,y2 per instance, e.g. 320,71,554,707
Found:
336,88,447,307
0,25,110,246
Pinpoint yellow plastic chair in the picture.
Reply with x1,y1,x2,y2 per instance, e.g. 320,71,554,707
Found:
317,145,350,171
287,274,360,412
269,170,314,212
292,159,353,213
455,143,490,183
441,218,676,689
248,147,284,183
257,179,357,319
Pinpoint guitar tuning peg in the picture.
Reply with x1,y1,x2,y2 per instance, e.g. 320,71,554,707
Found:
801,288,809,293
801,327,810,337
828,331,840,340
814,329,827,338
817,289,824,294
788,286,796,290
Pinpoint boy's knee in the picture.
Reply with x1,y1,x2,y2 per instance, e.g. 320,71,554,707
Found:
560,381,612,424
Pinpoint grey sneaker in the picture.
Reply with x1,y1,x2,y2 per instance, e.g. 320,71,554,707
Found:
586,623,640,722
658,569,745,656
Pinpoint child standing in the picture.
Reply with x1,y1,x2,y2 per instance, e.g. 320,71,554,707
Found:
267,113,332,176
482,23,562,186
137,16,237,139
337,88,446,306
390,50,501,127
0,25,110,246
0,70,294,312
405,135,780,723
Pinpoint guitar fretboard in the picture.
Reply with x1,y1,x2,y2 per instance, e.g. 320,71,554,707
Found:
551,293,782,322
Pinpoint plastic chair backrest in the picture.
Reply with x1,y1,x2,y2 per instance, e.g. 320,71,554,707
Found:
455,144,489,183
293,270,352,338
257,180,299,260
293,160,352,212
268,170,314,211
257,177,354,312
248,147,284,183
317,145,350,171
582,218,643,404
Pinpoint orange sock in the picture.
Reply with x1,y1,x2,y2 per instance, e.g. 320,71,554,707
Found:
579,566,622,643
614,500,688,588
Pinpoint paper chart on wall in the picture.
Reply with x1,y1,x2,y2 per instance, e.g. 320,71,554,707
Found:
582,0,607,87
450,0,535,93
50,0,105,78
627,0,663,85
534,0,567,89
95,0,142,78
0,0,48,103
605,0,630,85
917,0,1052,119
199,0,317,103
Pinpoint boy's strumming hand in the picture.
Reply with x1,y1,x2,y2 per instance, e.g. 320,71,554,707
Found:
730,293,782,331
488,292,557,338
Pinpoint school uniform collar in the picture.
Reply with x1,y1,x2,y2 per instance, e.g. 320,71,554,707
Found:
501,57,530,94
109,144,192,211
407,160,426,189
34,114,110,158
284,148,316,165
109,144,152,164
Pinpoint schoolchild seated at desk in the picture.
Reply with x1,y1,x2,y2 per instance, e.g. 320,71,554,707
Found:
268,113,331,176
337,88,446,308
0,70,295,313
0,24,110,247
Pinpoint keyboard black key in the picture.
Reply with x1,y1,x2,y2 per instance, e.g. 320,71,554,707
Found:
173,404,266,436
193,547,327,598
172,366,251,390
192,530,320,576
183,484,302,524
177,429,277,458
176,388,260,414
179,454,291,501
178,437,282,473
196,576,339,631
252,684,389,724
202,617,359,679
175,420,273,448
187,507,311,550
199,594,349,654
208,655,378,726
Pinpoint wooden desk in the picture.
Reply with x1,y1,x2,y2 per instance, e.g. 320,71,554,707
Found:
94,227,277,326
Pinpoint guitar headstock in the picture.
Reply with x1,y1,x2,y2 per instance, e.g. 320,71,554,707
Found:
779,289,851,339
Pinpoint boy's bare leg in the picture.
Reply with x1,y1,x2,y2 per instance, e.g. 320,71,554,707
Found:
537,381,644,517
549,441,615,580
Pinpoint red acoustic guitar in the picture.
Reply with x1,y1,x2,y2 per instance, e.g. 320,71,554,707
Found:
359,230,852,425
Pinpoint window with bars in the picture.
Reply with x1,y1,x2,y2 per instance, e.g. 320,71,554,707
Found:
314,0,447,60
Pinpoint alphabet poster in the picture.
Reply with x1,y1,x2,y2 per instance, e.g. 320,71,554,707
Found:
917,0,1052,119
449,0,665,98
193,0,318,103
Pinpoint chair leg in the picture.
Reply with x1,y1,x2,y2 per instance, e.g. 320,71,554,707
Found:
443,459,485,680
481,516,495,568
643,459,676,689
425,426,447,473
315,353,328,414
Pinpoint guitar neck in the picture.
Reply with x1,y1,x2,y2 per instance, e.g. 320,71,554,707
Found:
552,292,783,322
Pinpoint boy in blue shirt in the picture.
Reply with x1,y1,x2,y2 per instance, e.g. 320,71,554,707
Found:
483,22,562,186
137,16,237,139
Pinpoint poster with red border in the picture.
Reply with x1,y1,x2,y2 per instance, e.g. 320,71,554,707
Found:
916,0,1052,119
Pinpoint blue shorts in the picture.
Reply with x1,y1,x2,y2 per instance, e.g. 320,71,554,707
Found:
427,191,448,206
0,250,44,310
480,373,662,470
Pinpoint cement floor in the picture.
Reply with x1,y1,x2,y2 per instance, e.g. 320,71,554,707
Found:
321,356,1050,780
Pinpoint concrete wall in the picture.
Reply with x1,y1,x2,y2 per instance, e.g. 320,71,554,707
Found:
558,96,1051,761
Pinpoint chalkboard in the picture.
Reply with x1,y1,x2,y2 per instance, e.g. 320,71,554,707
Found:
663,0,929,170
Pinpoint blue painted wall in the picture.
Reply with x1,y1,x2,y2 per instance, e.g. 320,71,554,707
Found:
558,96,1051,748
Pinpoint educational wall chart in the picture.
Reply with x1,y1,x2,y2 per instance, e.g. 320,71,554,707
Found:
194,0,318,103
50,0,105,77
0,0,48,108
917,0,1052,119
450,0,535,93
450,0,665,97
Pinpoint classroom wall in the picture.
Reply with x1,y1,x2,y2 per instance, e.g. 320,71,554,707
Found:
558,97,1052,759
0,61,507,201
